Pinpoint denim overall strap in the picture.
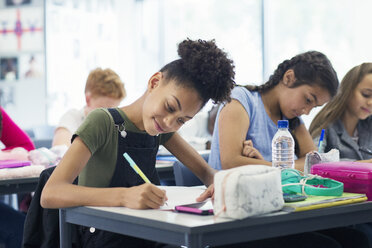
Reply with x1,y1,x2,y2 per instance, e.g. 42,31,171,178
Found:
78,108,162,248
107,108,160,187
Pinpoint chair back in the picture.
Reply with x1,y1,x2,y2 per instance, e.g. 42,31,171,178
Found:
173,153,209,186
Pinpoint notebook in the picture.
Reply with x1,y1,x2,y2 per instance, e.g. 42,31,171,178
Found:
283,192,367,212
0,160,32,169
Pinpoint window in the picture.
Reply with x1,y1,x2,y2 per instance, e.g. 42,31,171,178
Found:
264,0,372,127
138,0,263,85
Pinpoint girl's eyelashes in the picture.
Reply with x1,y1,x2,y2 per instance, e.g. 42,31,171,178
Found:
361,92,372,98
166,102,175,113
166,103,185,125
165,100,187,125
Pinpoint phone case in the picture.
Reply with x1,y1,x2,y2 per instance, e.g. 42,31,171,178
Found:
175,206,213,215
175,202,214,215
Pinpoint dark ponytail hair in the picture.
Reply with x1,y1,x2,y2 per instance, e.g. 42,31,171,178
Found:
245,51,339,157
160,39,235,106
245,51,338,97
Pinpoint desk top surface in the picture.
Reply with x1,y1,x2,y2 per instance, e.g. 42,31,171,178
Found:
66,201,372,232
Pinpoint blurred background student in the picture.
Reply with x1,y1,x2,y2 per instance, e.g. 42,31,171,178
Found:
310,63,372,162
0,107,35,248
309,62,372,248
52,68,126,147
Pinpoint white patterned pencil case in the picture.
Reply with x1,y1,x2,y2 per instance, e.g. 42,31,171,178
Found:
214,165,284,219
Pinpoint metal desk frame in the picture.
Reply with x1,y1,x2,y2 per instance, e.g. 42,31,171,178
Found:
0,177,39,195
60,201,372,248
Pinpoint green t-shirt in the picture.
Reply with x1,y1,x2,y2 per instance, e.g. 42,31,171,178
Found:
75,108,173,187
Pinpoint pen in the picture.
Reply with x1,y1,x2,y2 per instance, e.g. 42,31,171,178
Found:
318,129,325,153
123,152,168,206
123,152,151,183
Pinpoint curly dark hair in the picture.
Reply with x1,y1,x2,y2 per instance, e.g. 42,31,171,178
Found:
159,39,235,106
244,51,339,157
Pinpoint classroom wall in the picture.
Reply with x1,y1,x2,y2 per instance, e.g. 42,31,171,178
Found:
0,0,46,128
2,0,372,131
45,0,121,125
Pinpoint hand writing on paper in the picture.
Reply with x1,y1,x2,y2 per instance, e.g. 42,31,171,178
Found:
242,140,264,160
122,183,168,209
196,184,214,203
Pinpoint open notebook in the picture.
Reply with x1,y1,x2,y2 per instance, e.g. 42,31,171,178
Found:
158,186,212,210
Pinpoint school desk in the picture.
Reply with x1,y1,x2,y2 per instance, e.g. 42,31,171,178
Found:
0,177,39,195
60,201,372,248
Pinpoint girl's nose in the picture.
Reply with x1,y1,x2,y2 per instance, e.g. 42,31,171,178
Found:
164,115,177,129
302,106,312,115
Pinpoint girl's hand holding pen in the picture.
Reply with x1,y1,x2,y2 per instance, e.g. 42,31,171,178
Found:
122,183,168,209
122,152,168,208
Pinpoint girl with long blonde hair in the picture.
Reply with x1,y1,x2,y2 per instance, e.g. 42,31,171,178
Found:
310,63,372,162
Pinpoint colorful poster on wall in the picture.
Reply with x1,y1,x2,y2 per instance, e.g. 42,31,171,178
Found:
5,0,32,6
0,7,44,52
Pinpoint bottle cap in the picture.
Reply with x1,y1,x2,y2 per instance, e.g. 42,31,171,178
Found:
278,120,289,128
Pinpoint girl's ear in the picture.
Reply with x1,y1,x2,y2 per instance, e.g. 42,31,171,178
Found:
85,92,91,106
283,69,296,86
147,72,163,91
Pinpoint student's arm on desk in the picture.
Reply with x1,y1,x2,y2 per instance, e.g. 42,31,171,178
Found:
41,137,167,210
219,101,313,171
241,140,307,171
242,140,264,160
218,100,271,169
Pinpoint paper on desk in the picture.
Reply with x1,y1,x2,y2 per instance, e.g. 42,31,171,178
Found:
158,186,207,210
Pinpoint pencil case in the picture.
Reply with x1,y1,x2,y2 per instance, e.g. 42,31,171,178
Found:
213,165,284,219
311,161,372,200
303,149,339,175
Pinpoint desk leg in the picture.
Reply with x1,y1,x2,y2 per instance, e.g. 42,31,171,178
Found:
185,233,204,248
59,208,72,248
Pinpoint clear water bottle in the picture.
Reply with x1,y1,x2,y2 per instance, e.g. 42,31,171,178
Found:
272,120,294,169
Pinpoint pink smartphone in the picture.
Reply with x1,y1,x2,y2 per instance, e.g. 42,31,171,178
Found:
0,160,31,169
175,201,214,215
